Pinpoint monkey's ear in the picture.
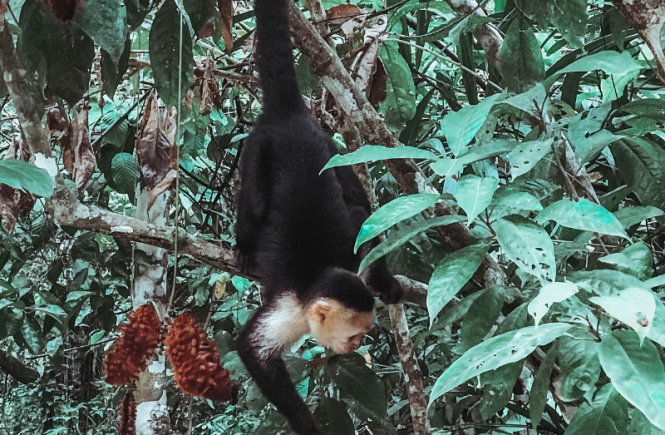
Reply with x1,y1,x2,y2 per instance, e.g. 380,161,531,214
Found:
311,300,332,324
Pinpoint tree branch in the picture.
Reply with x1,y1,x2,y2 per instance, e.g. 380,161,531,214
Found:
0,349,39,384
0,19,50,157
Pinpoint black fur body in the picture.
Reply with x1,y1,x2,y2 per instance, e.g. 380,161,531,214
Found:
234,0,402,433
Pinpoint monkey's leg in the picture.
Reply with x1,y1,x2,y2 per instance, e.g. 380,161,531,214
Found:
237,309,320,435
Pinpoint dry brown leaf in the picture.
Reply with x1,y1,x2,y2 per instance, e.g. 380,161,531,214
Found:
136,90,176,190
45,107,73,173
612,0,665,86
0,137,35,232
353,15,387,95
219,0,234,53
70,104,96,190
193,56,223,116
326,4,362,25
0,0,7,23
367,58,387,107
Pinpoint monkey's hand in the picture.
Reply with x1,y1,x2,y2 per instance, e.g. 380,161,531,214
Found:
379,276,404,305
234,243,256,275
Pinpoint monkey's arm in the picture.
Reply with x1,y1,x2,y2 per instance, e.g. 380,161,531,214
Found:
237,310,320,435
235,140,271,273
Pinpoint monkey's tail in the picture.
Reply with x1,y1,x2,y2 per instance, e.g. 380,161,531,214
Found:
254,0,305,116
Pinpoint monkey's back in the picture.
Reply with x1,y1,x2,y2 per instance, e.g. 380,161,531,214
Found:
246,112,363,294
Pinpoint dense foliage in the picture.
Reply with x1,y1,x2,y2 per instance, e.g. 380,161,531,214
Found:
0,0,665,434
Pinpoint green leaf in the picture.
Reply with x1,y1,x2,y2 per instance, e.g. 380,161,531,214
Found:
590,287,655,342
559,50,643,75
629,410,665,435
358,215,467,273
599,330,665,430
530,341,557,428
314,398,355,435
501,83,547,117
430,158,464,177
149,0,194,108
75,0,128,66
557,331,601,401
461,287,504,349
427,244,488,325
327,354,388,422
322,145,438,172
611,138,665,208
183,0,216,35
111,153,140,195
378,42,416,130
89,330,105,345
489,190,542,219
495,215,556,283
0,159,53,197
455,175,499,223
21,315,42,354
565,384,629,435
33,304,67,320
536,198,629,239
528,282,578,326
101,39,131,98
614,206,664,228
600,242,653,280
355,193,439,252
478,361,523,420
506,138,554,179
429,323,572,405
548,0,588,48
440,93,503,156
500,18,545,93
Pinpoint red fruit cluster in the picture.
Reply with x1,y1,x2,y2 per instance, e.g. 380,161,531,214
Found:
118,392,136,435
165,313,235,402
105,305,161,386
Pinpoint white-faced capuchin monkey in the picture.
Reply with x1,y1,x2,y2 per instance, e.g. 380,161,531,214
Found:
234,0,403,433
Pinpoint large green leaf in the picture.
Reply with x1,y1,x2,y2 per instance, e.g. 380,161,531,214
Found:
559,50,643,75
614,205,664,228
440,93,503,156
629,410,665,435
536,198,629,239
530,341,557,428
427,244,488,325
322,145,438,172
461,287,504,349
528,282,578,326
0,160,53,197
500,18,545,93
455,175,499,223
429,323,572,405
495,215,556,283
183,0,217,35
149,0,194,108
478,360,523,420
599,330,665,430
611,138,665,207
590,287,655,342
21,315,43,354
18,0,95,105
548,0,588,48
564,384,629,435
327,354,388,423
75,0,127,65
506,138,554,179
358,215,466,273
489,190,542,219
600,242,653,280
101,39,131,99
111,153,140,196
557,331,601,401
378,42,416,130
314,398,355,435
355,193,439,252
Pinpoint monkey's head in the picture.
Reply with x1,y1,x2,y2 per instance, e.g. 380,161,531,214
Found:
306,268,375,354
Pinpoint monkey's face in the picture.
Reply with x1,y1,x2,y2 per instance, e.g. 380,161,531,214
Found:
308,299,374,354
